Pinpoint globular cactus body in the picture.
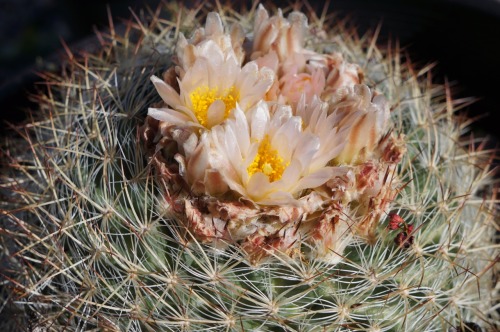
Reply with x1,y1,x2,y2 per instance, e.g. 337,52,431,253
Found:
0,3,498,331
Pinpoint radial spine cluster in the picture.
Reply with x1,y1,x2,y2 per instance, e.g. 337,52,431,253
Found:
0,2,498,331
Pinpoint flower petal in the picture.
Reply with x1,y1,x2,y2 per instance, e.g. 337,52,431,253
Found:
232,107,250,154
247,172,272,200
151,75,182,107
148,107,192,126
224,125,244,171
206,99,226,128
248,102,270,140
260,190,296,205
205,12,224,36
292,133,320,169
294,167,338,192
279,159,302,190
187,137,210,190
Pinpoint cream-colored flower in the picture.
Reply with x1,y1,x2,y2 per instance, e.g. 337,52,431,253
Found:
327,84,390,164
251,5,308,64
295,95,347,170
321,52,363,99
250,6,329,105
148,41,275,129
176,12,245,70
279,65,326,104
209,101,339,204
174,129,228,196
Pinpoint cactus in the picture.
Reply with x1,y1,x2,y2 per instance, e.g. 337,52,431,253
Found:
1,2,498,331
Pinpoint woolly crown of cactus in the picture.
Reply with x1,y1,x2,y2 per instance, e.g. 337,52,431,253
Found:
0,2,498,331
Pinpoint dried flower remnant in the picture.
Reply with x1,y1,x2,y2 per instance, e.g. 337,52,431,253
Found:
394,229,414,248
142,5,405,262
388,213,404,230
387,213,415,248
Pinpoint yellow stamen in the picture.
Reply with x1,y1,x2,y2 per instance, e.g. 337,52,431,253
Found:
189,86,239,127
247,135,289,182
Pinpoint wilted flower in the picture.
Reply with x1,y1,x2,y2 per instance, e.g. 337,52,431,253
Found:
395,231,414,248
388,213,404,230
392,218,415,248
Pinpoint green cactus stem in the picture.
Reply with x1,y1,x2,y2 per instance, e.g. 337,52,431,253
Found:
1,2,498,331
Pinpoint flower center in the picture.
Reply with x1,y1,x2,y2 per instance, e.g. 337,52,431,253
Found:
190,86,239,127
247,135,289,182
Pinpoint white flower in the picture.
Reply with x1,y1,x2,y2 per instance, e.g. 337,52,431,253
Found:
250,6,329,106
295,95,347,170
176,12,245,70
278,58,326,104
251,4,308,64
327,84,390,164
148,41,275,129
209,101,339,204
175,130,229,195
321,52,363,98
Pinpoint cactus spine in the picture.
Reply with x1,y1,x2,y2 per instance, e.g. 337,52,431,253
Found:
1,3,498,331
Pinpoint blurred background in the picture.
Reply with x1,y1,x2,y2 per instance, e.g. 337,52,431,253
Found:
1,0,500,141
